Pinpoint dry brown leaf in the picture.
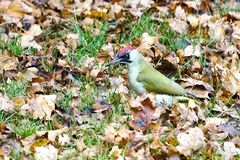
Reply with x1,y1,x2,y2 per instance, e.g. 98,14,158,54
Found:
109,146,123,159
176,127,206,156
126,0,153,17
23,67,39,82
26,94,57,120
11,96,25,107
82,146,99,158
48,0,64,10
221,68,240,95
217,142,240,160
56,42,69,56
21,24,42,50
169,18,189,34
74,139,86,152
177,102,198,122
138,32,158,50
175,6,186,20
232,23,240,41
84,8,112,19
109,76,129,94
7,0,33,18
208,19,225,42
0,94,16,112
36,127,68,143
187,15,199,28
184,45,201,57
30,138,49,152
0,54,18,74
111,3,123,14
183,1,200,10
103,124,133,145
58,134,70,146
181,78,214,98
65,33,79,50
34,144,58,160
129,97,156,132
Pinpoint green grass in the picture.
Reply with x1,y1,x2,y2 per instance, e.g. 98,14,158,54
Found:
7,36,24,56
158,21,189,53
0,111,47,138
214,2,240,16
1,79,28,99
57,91,74,112
40,19,109,65
70,21,109,64
120,14,158,43
79,79,99,112
0,7,237,160
0,36,24,56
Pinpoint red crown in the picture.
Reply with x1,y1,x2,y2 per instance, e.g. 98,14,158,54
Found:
117,45,136,56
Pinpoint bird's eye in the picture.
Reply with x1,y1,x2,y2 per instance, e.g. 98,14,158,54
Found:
118,50,132,63
125,51,130,59
119,51,130,59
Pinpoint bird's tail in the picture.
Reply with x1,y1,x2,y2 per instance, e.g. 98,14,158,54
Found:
183,92,197,99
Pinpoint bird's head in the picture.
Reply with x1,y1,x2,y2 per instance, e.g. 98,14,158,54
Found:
106,45,139,66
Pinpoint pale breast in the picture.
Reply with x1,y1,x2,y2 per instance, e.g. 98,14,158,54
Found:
128,63,146,94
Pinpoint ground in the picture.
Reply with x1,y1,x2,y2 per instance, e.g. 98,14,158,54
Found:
0,0,240,159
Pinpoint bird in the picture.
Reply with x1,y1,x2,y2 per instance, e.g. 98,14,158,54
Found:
106,45,187,96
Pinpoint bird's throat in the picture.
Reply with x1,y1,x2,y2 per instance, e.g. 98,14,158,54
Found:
128,62,146,94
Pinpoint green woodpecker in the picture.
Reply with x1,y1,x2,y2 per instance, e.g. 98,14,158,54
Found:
107,45,186,96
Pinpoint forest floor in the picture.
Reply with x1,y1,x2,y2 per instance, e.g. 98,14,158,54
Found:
0,0,240,159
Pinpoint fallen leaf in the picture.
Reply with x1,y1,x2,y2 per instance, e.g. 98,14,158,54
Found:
11,96,25,107
21,24,42,50
138,32,158,50
82,146,99,158
208,19,225,42
48,0,64,10
177,102,198,122
0,94,16,112
109,76,129,94
217,121,240,137
34,144,58,160
175,6,186,20
0,54,18,74
30,138,49,152
58,134,70,146
103,124,133,145
84,8,112,20
180,78,214,98
218,142,240,160
7,0,33,18
184,45,201,57
28,94,57,120
126,0,153,17
109,146,123,159
156,6,169,17
88,99,112,114
129,97,156,132
187,14,199,28
176,127,206,156
221,68,240,95
169,18,189,34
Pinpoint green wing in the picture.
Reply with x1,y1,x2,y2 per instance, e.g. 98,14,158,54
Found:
137,66,186,95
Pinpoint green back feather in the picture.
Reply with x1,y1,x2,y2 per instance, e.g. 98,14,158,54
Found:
137,62,186,95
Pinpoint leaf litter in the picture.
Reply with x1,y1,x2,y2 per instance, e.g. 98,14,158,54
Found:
0,0,240,159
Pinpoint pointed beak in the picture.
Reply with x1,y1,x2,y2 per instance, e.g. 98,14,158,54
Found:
105,57,122,66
